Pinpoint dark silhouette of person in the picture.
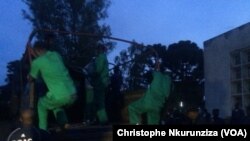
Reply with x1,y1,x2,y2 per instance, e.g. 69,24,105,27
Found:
107,65,123,124
211,109,224,125
199,108,211,124
183,107,202,125
231,103,245,124
244,106,250,124
7,108,52,141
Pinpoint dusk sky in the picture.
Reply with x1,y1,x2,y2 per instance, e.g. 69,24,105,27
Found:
1,0,250,85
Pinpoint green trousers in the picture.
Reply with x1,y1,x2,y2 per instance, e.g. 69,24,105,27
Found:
83,88,95,121
38,94,76,130
128,98,161,125
93,83,108,124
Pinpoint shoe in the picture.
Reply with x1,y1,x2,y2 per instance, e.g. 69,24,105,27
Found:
64,123,71,129
82,120,91,126
54,123,71,133
82,119,98,126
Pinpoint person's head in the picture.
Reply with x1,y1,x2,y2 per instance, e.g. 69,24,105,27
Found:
44,33,55,48
96,44,107,55
234,102,241,109
158,64,165,72
114,66,120,73
186,106,199,121
145,71,153,84
212,109,220,118
44,33,55,50
33,41,47,57
20,108,34,127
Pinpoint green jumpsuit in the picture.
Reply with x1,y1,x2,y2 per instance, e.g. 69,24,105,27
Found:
128,71,171,125
30,51,76,130
93,53,109,124
83,79,95,122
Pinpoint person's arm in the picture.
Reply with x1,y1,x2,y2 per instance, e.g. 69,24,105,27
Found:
29,82,35,108
29,60,40,80
148,72,170,98
155,61,160,71
148,71,158,93
27,44,37,58
28,60,40,108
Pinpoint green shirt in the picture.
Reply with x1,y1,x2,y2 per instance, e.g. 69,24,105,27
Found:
95,53,110,87
144,71,171,108
30,51,76,98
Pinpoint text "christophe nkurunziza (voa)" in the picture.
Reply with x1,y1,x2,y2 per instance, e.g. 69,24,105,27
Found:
117,128,247,138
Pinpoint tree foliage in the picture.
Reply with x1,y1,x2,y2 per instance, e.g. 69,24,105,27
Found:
115,43,167,90
5,60,23,95
165,41,203,83
115,40,204,108
165,41,204,108
22,0,114,67
1,60,24,119
0,0,114,121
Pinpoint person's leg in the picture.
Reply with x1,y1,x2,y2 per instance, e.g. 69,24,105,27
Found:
84,87,95,123
147,110,161,125
53,108,68,127
37,97,51,130
38,93,76,130
37,94,62,130
97,108,108,124
52,95,77,127
94,85,108,124
128,98,147,125
96,95,108,124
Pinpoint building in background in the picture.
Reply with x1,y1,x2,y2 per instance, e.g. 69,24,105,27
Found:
204,22,250,118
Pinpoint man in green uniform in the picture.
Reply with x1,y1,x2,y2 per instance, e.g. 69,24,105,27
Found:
128,66,171,125
82,79,95,125
92,45,110,124
28,41,77,130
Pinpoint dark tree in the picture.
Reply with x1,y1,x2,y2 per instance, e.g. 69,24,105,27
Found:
22,0,114,67
115,40,204,109
3,60,24,119
5,60,23,96
115,43,167,91
21,0,114,123
164,40,204,109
